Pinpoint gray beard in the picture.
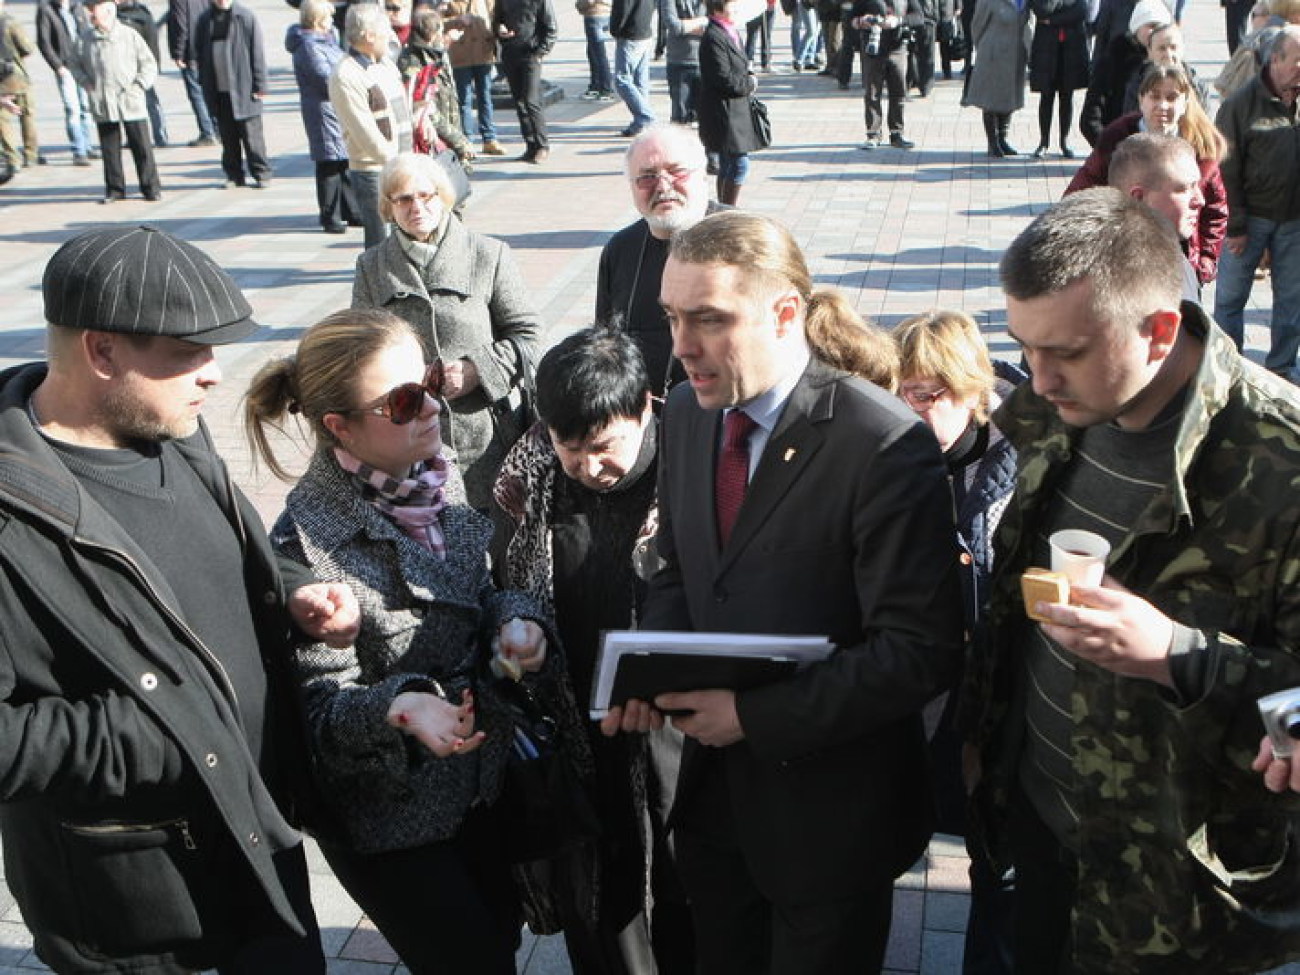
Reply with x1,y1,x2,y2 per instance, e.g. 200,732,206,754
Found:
646,198,710,237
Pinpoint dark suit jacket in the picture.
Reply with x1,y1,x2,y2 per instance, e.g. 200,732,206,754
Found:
644,357,964,904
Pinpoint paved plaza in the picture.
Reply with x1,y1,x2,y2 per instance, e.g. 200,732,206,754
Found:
0,0,1289,970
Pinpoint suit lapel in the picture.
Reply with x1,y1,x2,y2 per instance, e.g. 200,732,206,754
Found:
717,363,834,571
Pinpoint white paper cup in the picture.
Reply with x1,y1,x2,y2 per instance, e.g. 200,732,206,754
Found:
1049,530,1110,587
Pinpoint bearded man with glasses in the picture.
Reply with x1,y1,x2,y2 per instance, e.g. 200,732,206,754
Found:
596,124,726,394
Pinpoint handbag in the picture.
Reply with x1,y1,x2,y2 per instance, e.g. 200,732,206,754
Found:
434,148,473,209
490,335,538,448
495,677,600,865
750,96,773,150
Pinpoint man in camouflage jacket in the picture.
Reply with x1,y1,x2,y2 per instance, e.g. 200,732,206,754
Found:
963,188,1300,974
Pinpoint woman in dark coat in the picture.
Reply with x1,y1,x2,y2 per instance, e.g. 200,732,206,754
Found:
697,0,763,205
1027,0,1088,157
286,0,355,232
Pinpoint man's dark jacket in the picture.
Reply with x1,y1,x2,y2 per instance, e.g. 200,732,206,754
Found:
195,0,266,119
0,363,314,974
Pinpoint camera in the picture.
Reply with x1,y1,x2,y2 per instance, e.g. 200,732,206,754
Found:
865,23,882,55
1258,687,1300,758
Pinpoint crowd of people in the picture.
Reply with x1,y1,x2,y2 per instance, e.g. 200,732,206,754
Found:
5,0,1300,972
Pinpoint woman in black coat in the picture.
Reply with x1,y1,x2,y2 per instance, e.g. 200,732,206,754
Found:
698,0,763,204
1027,0,1089,157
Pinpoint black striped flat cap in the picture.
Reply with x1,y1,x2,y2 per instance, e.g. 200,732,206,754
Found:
42,225,258,345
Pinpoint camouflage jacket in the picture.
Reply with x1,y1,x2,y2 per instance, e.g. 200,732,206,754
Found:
965,303,1300,974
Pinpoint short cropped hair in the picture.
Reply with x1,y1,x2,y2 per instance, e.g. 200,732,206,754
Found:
623,124,709,178
379,151,458,222
999,188,1184,327
535,326,652,443
300,0,334,29
1107,131,1197,192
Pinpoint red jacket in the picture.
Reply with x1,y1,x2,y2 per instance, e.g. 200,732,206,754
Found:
1064,112,1229,285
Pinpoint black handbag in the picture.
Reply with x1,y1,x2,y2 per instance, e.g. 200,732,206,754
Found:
495,678,600,865
434,147,473,208
750,96,773,150
490,335,538,448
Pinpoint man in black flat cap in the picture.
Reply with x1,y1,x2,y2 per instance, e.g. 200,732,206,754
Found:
0,225,360,975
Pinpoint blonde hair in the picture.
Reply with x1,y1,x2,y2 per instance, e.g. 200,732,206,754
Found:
805,297,899,391
299,0,333,30
893,310,997,424
378,151,458,223
1270,0,1300,23
243,308,418,480
1138,63,1227,163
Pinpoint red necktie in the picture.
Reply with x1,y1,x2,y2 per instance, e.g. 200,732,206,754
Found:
715,409,758,547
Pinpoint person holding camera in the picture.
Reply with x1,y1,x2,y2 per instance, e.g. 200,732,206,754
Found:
850,0,923,148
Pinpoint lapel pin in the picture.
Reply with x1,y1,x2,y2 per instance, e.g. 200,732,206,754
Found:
783,447,797,463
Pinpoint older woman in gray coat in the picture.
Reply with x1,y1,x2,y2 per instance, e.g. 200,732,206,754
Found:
352,152,541,511
960,0,1030,157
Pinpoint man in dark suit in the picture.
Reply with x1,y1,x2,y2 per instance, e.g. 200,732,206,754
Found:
603,210,964,974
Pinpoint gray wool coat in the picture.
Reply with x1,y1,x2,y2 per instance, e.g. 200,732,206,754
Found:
270,449,560,854
961,0,1030,115
352,218,542,511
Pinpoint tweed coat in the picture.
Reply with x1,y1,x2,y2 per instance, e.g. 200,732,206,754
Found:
69,19,155,122
352,218,541,510
271,449,564,855
961,0,1029,115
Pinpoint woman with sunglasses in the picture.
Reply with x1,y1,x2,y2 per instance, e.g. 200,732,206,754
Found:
353,151,541,511
244,307,575,975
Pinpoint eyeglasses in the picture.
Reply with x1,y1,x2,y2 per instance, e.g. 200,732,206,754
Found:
899,385,950,408
331,360,445,425
633,167,696,190
384,4,402,11
388,190,439,208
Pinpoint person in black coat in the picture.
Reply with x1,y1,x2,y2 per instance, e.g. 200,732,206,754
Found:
167,0,217,143
493,0,556,162
697,0,763,204
1026,0,1088,157
195,0,272,186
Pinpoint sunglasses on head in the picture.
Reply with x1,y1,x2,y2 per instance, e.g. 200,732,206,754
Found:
332,360,445,425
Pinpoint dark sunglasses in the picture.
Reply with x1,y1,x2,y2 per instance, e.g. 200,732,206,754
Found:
331,360,445,425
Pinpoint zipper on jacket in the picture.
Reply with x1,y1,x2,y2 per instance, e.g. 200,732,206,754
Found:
62,816,198,850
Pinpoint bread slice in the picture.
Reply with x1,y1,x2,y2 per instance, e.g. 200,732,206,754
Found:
1021,568,1069,622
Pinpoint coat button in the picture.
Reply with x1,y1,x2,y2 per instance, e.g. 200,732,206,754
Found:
140,672,158,691
960,552,973,566
263,590,277,606
249,832,260,846
205,753,219,768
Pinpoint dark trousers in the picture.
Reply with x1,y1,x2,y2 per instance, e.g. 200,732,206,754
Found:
819,15,841,67
745,9,774,67
314,159,356,228
910,20,937,94
211,843,326,975
864,48,907,136
1225,0,1251,53
500,49,548,152
665,62,700,123
836,21,861,84
213,92,271,184
317,811,520,975
1008,794,1076,974
97,118,160,198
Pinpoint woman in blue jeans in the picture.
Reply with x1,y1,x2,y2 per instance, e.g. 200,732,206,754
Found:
446,0,503,154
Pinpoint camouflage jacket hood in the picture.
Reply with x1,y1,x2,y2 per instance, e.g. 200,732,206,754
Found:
967,303,1300,974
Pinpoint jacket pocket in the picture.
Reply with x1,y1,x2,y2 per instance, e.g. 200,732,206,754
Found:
59,817,204,954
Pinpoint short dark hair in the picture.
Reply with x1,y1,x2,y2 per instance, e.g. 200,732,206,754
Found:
535,325,652,443
1000,188,1184,327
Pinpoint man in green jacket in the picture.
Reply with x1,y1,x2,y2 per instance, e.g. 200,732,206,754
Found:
964,187,1300,974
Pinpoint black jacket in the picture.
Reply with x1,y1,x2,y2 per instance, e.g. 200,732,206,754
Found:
116,0,162,61
610,0,655,40
493,0,557,55
35,0,85,72
0,363,316,973
850,0,926,56
195,0,266,118
697,20,763,155
166,0,206,62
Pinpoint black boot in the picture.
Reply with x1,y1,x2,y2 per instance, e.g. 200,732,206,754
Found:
718,178,741,205
997,114,1019,156
983,112,1004,157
